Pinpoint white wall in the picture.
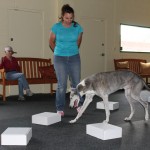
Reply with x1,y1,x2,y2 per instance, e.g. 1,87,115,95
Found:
114,0,150,62
0,0,58,96
58,0,116,73
58,0,150,71
0,0,58,58
1,0,150,96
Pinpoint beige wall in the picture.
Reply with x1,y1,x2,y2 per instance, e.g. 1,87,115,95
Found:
1,0,150,96
58,0,150,72
58,0,115,72
0,0,58,58
0,0,58,95
114,0,150,62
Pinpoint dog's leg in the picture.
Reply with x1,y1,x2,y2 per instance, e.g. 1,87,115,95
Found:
139,100,149,121
102,95,110,123
124,89,135,121
125,86,149,121
132,93,149,121
69,93,94,123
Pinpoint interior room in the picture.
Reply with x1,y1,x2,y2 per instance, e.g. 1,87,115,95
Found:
0,0,150,149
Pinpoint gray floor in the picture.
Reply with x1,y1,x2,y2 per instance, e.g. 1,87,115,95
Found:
0,91,150,150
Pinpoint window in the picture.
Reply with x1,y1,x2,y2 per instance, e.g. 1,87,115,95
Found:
120,24,150,53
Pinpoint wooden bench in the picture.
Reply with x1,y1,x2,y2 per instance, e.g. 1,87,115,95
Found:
114,58,150,84
0,57,57,101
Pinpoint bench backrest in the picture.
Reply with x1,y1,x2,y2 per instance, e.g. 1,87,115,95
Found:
114,59,147,74
16,57,51,79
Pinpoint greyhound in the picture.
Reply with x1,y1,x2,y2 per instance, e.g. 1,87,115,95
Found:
69,70,150,124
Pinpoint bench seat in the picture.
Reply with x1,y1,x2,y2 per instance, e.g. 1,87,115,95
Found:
0,57,57,101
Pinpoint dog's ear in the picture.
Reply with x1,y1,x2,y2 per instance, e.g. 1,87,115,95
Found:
84,79,91,88
77,84,84,92
77,79,91,93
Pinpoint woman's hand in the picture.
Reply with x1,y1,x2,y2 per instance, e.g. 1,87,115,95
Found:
49,31,56,52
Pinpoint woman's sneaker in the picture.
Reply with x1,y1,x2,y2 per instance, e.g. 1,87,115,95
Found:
26,89,33,96
18,96,25,101
57,111,64,117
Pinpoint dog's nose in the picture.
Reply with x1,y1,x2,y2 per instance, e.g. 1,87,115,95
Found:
69,106,73,109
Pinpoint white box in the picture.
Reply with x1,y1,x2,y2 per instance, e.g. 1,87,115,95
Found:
32,112,61,126
140,90,150,102
148,97,150,103
86,123,122,140
96,101,119,110
1,127,32,145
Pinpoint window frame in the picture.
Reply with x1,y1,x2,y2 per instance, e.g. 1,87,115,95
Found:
120,23,150,53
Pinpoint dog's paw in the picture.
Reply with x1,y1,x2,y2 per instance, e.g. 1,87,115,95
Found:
145,116,149,121
102,120,108,124
69,119,76,124
124,117,131,121
145,114,149,121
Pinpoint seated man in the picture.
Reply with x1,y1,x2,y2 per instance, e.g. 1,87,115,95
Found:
0,46,33,100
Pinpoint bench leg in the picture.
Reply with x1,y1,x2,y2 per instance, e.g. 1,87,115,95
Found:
3,84,6,101
50,83,53,95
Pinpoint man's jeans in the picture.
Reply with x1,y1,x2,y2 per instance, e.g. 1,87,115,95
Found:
6,71,29,97
54,54,81,111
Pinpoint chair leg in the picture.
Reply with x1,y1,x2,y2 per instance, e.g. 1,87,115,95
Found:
146,77,148,85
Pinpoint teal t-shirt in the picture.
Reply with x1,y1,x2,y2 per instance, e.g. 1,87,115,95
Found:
51,22,83,56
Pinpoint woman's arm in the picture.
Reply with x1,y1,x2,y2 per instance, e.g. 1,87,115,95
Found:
49,31,56,52
77,32,83,48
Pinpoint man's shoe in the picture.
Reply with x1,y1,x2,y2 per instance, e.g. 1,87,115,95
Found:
18,96,25,101
26,89,33,96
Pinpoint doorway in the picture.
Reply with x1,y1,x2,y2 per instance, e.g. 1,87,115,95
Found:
79,17,106,79
8,9,45,95
8,9,43,57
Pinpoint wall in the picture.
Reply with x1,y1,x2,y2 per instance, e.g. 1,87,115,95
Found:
1,0,150,96
114,0,150,62
58,0,115,73
0,0,58,96
0,0,58,58
58,0,150,71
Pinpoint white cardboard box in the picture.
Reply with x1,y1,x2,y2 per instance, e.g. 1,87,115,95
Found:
96,101,119,110
32,112,61,126
140,90,150,102
86,123,122,140
148,97,150,103
1,127,32,145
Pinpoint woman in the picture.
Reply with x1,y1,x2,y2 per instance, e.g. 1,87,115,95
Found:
49,4,83,116
0,46,33,100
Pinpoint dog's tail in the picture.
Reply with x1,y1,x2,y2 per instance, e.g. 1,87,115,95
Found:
135,72,150,91
143,79,150,91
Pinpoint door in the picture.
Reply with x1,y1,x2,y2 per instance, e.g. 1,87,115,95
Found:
79,18,106,79
8,9,43,57
7,9,45,95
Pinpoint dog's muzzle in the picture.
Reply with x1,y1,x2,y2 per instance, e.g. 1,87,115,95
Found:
69,95,80,108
